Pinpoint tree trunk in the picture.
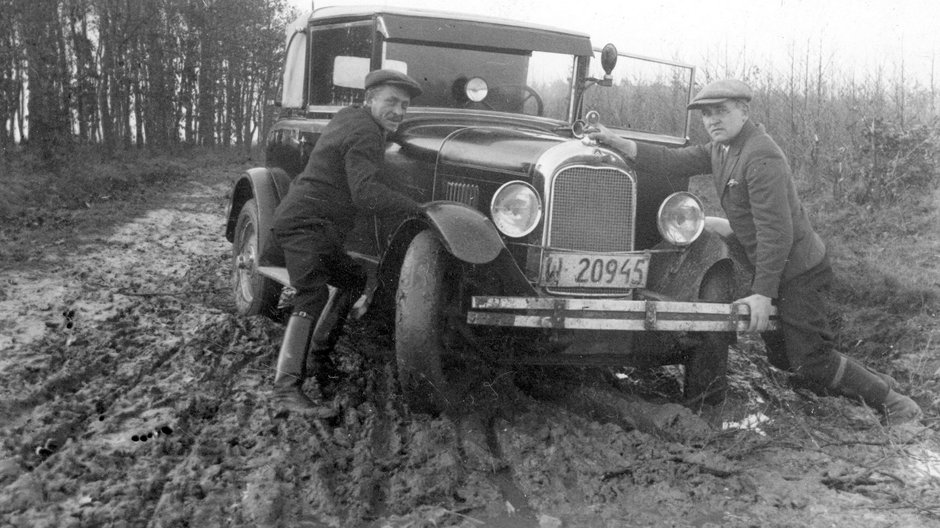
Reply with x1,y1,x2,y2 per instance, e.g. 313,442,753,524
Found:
97,4,115,157
23,0,71,161
196,36,215,146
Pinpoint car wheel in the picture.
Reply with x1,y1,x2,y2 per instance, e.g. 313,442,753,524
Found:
684,262,735,405
232,198,281,317
395,230,460,415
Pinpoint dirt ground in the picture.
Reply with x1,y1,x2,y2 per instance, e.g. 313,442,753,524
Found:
1,163,939,528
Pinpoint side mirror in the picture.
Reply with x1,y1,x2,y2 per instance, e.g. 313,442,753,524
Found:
600,44,618,76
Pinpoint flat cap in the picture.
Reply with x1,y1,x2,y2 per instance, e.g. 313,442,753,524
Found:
364,69,423,98
687,79,752,109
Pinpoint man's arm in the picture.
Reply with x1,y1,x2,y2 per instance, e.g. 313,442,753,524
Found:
588,124,711,177
734,155,795,332
343,130,421,216
745,157,794,299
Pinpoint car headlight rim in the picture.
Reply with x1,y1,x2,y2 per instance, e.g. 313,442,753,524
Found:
657,191,705,246
465,77,488,103
490,181,542,238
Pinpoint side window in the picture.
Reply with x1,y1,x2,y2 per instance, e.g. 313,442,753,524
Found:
309,22,373,106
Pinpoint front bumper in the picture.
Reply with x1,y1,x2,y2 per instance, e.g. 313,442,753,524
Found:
467,296,778,332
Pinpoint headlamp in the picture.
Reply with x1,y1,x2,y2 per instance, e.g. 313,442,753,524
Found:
490,181,542,238
657,191,705,246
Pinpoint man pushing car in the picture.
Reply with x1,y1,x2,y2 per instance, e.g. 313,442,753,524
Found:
266,69,424,416
588,79,921,426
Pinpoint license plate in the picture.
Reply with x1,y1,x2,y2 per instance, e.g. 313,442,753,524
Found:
540,252,650,289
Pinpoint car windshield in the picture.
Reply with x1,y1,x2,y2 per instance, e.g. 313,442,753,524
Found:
582,53,694,139
384,42,576,121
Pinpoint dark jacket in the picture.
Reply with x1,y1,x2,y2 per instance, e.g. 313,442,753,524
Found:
634,120,826,298
275,106,420,233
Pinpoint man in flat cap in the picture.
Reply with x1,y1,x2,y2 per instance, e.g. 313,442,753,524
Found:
589,79,921,426
267,69,424,415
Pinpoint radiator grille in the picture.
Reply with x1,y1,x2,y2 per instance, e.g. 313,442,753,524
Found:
546,166,636,296
443,181,480,208
549,166,635,252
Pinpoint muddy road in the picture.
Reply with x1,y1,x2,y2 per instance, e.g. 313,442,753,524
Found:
1,164,939,527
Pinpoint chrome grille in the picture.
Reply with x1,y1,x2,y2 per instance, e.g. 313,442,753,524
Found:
443,181,480,207
546,165,636,296
549,166,635,252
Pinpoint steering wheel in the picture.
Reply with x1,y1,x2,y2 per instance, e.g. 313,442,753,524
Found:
488,85,545,116
519,85,544,116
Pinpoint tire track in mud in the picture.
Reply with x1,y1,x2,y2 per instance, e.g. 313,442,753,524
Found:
0,174,273,526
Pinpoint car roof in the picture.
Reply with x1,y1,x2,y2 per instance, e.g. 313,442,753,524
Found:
307,5,594,56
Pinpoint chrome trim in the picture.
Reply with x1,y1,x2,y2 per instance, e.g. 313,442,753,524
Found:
531,141,638,297
490,181,542,238
468,296,779,332
544,164,637,251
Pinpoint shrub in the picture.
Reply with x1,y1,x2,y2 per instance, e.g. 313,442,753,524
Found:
843,118,940,205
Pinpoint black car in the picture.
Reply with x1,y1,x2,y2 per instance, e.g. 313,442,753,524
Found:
225,6,773,413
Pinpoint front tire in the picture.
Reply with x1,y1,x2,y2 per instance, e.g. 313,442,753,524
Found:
684,262,735,405
232,198,281,318
395,230,458,414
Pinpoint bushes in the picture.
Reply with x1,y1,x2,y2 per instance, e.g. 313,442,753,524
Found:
842,118,940,205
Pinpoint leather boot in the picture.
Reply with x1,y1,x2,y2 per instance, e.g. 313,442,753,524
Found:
883,391,923,426
311,286,359,352
273,313,336,418
309,286,361,387
827,355,921,426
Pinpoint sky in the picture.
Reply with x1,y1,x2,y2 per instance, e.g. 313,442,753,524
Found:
289,0,939,87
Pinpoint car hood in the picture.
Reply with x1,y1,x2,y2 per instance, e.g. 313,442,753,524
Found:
396,113,568,176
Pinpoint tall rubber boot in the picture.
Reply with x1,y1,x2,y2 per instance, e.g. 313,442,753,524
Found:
310,286,361,387
273,312,336,418
827,355,921,426
311,286,360,352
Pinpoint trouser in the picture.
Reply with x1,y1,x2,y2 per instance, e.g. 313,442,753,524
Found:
272,216,367,340
760,255,847,390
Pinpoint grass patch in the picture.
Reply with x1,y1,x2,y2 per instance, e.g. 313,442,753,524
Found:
810,189,940,368
0,145,258,222
0,145,257,268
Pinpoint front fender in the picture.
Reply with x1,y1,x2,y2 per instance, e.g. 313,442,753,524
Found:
374,201,512,310
224,167,291,242
646,217,753,302
419,201,504,265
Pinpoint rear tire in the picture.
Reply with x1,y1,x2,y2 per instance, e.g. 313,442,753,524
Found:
232,198,281,318
684,263,735,405
395,230,458,415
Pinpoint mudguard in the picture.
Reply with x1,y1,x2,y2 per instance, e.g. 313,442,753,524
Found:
418,201,505,264
645,217,754,302
372,201,511,316
224,167,291,243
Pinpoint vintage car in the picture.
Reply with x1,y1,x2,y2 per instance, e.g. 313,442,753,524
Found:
225,5,774,413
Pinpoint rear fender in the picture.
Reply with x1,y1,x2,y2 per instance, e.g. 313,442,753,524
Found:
224,167,291,243
645,216,753,302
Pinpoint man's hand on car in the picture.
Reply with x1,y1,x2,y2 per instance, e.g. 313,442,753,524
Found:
735,293,773,332
585,124,637,158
